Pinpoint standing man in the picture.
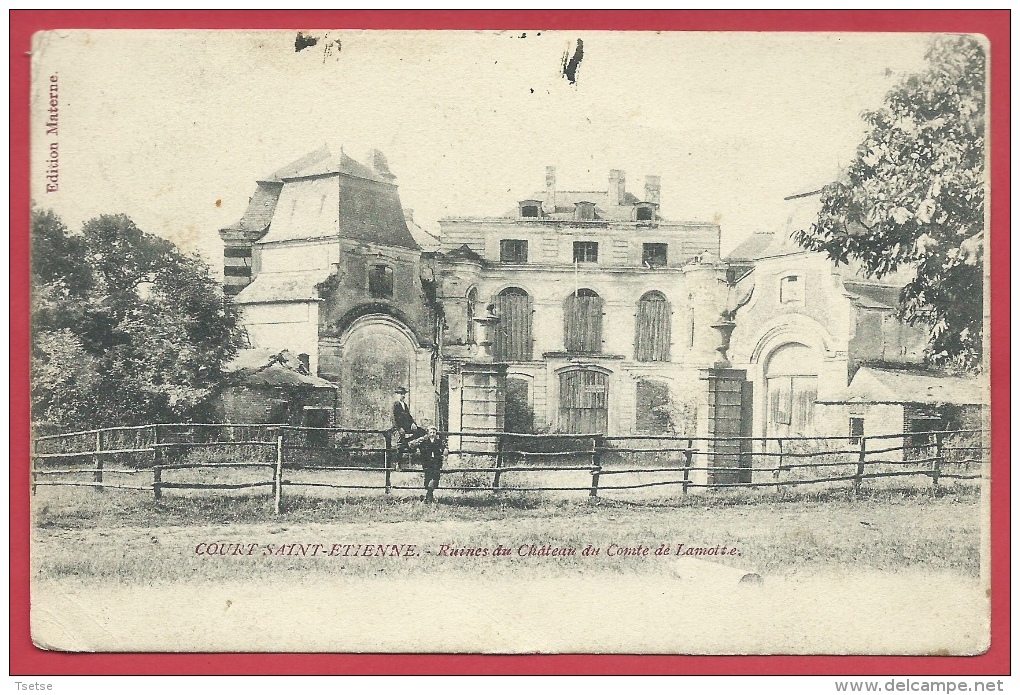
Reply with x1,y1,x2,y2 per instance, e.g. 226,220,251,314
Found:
414,425,447,503
392,387,424,454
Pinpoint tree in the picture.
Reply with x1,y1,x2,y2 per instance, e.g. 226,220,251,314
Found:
794,35,986,371
31,209,246,431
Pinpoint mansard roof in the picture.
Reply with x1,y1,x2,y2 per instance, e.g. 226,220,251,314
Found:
258,144,393,184
222,145,419,250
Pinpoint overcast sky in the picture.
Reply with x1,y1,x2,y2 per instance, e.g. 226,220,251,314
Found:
31,30,931,267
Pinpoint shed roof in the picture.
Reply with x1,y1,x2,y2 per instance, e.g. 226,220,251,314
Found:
225,349,337,389
232,269,333,305
843,282,902,310
725,231,777,262
821,367,985,406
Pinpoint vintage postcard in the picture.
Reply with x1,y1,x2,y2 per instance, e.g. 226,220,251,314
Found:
26,26,995,657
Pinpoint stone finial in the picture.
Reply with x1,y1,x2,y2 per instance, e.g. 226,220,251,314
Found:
471,303,501,362
711,314,737,368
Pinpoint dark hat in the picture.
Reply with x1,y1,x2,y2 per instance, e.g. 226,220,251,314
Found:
394,387,408,394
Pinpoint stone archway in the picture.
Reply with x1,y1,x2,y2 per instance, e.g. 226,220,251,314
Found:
335,315,417,430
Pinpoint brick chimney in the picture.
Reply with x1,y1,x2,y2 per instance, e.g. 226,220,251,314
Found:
608,169,626,206
545,166,556,209
644,175,661,205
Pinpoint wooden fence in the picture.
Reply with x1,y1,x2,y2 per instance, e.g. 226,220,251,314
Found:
30,424,988,512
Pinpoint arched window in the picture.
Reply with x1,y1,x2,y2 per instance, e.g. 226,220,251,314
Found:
564,289,603,354
493,287,532,361
635,291,671,361
466,287,477,345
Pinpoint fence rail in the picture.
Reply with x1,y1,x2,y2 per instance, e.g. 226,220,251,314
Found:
31,424,989,510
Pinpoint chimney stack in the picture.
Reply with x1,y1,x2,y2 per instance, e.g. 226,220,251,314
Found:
367,148,396,181
644,175,661,205
545,166,556,208
608,169,626,206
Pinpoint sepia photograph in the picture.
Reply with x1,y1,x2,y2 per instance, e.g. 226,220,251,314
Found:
24,24,995,658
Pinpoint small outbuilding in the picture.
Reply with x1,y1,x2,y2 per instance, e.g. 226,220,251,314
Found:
816,366,986,459
213,348,339,428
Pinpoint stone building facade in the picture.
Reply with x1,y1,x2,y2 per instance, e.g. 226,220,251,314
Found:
436,167,727,436
725,193,929,443
220,151,961,452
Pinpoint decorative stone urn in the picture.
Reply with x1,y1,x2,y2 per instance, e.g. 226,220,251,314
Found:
710,318,737,368
471,303,501,362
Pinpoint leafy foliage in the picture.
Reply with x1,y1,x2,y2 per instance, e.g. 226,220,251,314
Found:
31,208,246,431
794,35,986,371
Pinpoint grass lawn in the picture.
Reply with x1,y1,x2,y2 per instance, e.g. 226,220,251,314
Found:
30,482,988,653
32,482,983,584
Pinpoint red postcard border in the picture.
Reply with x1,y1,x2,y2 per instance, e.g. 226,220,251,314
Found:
9,9,1010,676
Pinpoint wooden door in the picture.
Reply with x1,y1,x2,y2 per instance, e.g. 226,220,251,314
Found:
558,370,608,434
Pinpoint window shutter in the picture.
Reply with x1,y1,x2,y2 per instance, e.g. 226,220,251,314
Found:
565,290,602,353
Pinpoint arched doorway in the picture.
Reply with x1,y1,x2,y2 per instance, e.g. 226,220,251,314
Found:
337,317,416,430
558,369,609,434
764,342,819,438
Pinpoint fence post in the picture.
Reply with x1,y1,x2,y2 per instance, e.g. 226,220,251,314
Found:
153,466,162,501
274,433,283,515
492,433,505,492
682,438,693,495
589,435,603,499
383,431,392,495
854,435,867,496
931,431,944,489
93,430,105,492
774,438,783,493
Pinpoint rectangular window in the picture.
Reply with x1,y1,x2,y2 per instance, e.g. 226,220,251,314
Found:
642,243,668,268
499,239,529,264
520,205,539,218
849,417,865,444
636,206,654,221
368,265,394,298
573,241,599,263
780,275,805,304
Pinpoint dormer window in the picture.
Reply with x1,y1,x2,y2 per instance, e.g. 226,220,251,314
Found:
518,200,543,218
574,201,596,221
635,203,656,221
780,275,805,305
